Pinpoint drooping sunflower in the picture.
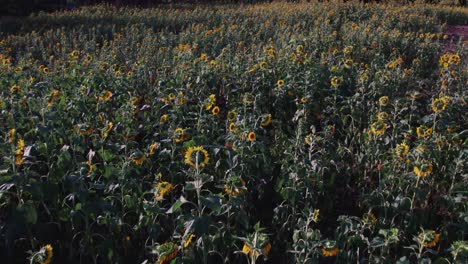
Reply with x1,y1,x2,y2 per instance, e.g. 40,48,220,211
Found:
227,111,237,122
413,162,433,178
377,112,389,121
305,134,316,145
395,142,410,158
160,114,168,125
225,177,246,196
47,89,62,107
247,131,256,142
102,122,113,139
228,123,237,132
15,139,25,165
155,181,173,202
185,146,209,168
260,114,272,127
312,209,320,223
132,152,146,166
184,234,195,248
8,128,15,143
242,234,271,258
157,242,178,264
36,244,53,264
379,96,389,107
330,76,343,88
205,94,216,110
431,96,450,113
98,90,113,102
149,143,158,155
370,120,387,136
174,128,186,143
418,230,440,248
416,125,432,139
321,241,339,257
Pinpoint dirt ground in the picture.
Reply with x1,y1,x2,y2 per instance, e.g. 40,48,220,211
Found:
443,25,468,52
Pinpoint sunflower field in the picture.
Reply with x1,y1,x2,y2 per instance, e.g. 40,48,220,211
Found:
0,1,467,263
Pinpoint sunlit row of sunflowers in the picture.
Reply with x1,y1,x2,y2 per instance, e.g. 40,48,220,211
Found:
0,1,467,263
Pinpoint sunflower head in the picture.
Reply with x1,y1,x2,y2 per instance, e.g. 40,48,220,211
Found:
277,79,285,88
418,230,440,248
413,161,433,178
431,96,450,113
157,242,178,264
247,131,256,142
330,76,343,88
154,181,173,202
321,240,339,257
260,114,272,127
379,96,389,106
395,142,410,158
227,111,237,122
370,120,387,136
416,125,432,139
212,106,220,115
185,146,209,168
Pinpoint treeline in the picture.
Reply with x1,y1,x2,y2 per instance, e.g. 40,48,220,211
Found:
0,0,466,17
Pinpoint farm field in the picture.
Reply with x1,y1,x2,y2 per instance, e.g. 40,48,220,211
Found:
0,1,467,263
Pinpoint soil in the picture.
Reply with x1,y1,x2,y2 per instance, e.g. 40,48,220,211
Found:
443,25,468,53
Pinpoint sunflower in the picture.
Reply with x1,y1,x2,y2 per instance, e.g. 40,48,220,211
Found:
379,96,389,106
174,128,186,143
321,241,339,257
312,209,320,223
418,230,440,248
78,126,94,136
70,50,79,59
330,76,343,88
9,84,20,93
83,160,93,175
277,79,285,88
42,67,49,74
413,162,433,178
149,143,158,155
225,177,246,196
242,241,271,258
247,131,256,142
200,53,208,61
395,142,410,158
210,60,216,67
300,97,308,104
132,152,146,166
98,90,113,102
416,125,432,139
8,128,15,143
47,90,62,107
155,181,173,202
185,146,209,168
227,111,237,122
362,212,377,225
377,112,389,121
343,45,353,54
260,114,272,127
431,96,450,113
157,242,178,264
370,120,387,136
305,134,316,145
205,94,216,110
242,93,254,105
184,234,195,248
212,106,220,115
259,61,268,70
228,123,237,132
102,122,113,139
15,139,25,165
160,114,168,125
38,244,53,264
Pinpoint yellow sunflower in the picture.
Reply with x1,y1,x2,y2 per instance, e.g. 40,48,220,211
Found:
379,96,389,107
330,76,343,88
377,112,389,121
431,96,450,113
413,162,433,178
247,131,256,142
174,128,186,143
157,242,178,264
418,230,440,248
321,241,339,257
149,143,158,155
212,106,220,115
227,111,237,122
242,242,271,258
225,177,246,196
184,234,195,248
39,244,53,264
395,142,410,158
260,114,272,127
370,120,387,136
277,79,285,88
15,139,25,165
155,181,173,202
416,125,432,139
228,123,237,132
185,146,209,168
160,114,168,125
8,128,15,143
